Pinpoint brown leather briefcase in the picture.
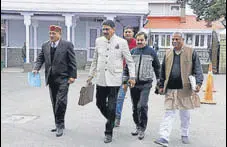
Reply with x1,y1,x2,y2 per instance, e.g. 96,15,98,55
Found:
78,84,94,106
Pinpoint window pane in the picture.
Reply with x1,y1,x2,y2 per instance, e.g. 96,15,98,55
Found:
161,35,165,46
155,35,159,42
195,35,199,46
166,35,170,46
186,34,193,45
207,35,212,48
149,35,154,46
90,29,97,47
200,35,204,46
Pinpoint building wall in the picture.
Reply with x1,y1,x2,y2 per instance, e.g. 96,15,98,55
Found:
219,34,226,73
8,20,26,47
7,20,67,48
37,21,67,48
115,16,140,37
74,20,87,48
149,3,180,16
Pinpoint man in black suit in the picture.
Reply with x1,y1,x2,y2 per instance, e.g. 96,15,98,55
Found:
32,25,77,137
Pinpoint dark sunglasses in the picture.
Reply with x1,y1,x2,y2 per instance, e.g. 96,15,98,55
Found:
102,28,110,31
172,38,179,41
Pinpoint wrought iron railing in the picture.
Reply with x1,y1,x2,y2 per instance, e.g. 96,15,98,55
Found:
76,47,210,64
157,48,210,64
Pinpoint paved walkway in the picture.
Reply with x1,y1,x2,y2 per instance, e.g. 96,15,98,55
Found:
1,69,226,147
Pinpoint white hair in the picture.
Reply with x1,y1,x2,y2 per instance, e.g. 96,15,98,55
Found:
172,32,183,38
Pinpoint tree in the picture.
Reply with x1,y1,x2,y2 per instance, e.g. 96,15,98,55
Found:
187,0,226,27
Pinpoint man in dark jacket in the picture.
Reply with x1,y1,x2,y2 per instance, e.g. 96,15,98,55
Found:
32,25,77,137
123,31,160,140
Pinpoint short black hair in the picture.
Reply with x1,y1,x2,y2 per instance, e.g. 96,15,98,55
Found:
135,32,148,40
124,25,134,31
102,20,115,28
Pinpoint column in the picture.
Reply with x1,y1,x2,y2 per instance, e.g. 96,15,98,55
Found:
63,14,74,41
22,12,33,63
5,20,9,67
32,21,38,62
140,15,144,31
72,16,79,46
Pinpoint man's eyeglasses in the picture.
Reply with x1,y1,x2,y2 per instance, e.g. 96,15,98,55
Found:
102,28,110,31
172,38,179,41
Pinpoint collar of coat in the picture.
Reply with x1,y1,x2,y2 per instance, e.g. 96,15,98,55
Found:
103,34,116,43
173,46,185,55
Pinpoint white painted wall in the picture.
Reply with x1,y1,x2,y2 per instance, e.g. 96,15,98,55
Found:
149,3,180,16
8,20,25,48
7,20,68,48
2,0,148,14
115,17,140,37
37,21,67,48
6,16,140,49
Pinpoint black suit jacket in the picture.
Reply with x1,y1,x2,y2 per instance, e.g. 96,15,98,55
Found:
34,39,77,85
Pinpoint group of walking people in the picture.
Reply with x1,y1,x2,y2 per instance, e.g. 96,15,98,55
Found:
32,19,204,147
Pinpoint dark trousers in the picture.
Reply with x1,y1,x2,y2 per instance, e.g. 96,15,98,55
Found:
96,85,120,136
130,83,152,132
48,76,69,129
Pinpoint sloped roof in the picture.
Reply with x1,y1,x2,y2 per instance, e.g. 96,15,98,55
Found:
1,0,148,14
144,15,225,30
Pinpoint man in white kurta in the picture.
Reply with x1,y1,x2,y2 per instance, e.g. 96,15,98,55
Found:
87,20,136,143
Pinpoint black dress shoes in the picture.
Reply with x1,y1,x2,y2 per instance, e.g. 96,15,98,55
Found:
138,131,145,140
51,126,65,132
131,128,140,136
51,128,57,132
56,128,64,137
104,135,112,143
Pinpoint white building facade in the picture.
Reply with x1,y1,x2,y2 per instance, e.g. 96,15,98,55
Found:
1,0,151,68
1,0,224,70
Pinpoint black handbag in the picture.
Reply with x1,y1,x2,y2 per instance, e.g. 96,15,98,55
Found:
78,84,94,106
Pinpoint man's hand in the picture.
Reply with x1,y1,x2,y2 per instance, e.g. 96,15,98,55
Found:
159,88,164,94
32,70,38,75
87,76,93,84
68,78,75,84
194,84,201,93
128,79,136,88
122,84,128,92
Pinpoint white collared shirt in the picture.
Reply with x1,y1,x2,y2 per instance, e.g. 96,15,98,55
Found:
51,39,60,48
